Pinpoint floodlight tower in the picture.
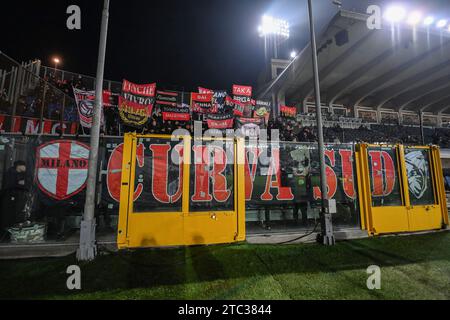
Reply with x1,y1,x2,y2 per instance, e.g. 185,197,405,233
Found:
258,15,290,59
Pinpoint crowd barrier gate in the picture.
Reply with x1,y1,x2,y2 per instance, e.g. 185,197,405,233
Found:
355,144,449,235
117,134,246,249
117,137,449,249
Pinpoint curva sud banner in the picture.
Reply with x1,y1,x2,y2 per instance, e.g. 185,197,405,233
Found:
119,80,156,128
2,136,410,216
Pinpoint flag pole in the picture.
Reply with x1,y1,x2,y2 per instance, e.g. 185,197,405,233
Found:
77,0,110,261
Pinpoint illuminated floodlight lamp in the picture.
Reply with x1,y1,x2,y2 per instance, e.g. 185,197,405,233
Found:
290,50,297,59
424,16,435,26
384,5,407,23
407,11,423,25
436,19,448,29
259,15,290,38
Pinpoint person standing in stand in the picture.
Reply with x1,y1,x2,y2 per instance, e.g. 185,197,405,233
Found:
0,161,29,239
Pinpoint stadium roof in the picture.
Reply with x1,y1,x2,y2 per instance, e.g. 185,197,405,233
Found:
260,9,450,115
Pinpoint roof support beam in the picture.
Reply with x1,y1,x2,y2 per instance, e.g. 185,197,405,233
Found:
298,30,376,100
326,47,396,106
420,91,450,112
394,75,450,111
349,40,450,109
371,61,450,110
432,97,450,114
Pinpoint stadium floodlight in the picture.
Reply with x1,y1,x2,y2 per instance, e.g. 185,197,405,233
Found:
384,5,407,23
290,50,297,59
436,19,448,28
258,15,290,38
407,11,423,25
424,16,435,26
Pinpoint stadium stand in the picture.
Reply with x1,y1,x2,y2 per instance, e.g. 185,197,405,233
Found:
1,50,450,148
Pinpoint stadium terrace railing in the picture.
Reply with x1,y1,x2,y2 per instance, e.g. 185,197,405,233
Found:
0,52,79,135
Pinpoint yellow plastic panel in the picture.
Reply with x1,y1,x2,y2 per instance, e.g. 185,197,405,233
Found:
355,143,448,236
183,212,238,246
370,206,409,235
117,134,246,249
408,206,442,232
127,213,184,248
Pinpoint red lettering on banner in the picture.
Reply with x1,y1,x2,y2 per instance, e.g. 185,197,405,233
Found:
171,144,184,203
244,147,262,200
261,148,294,201
0,115,5,132
43,120,53,134
149,144,183,204
369,151,395,197
211,146,231,202
339,149,356,199
313,150,338,200
12,116,21,132
192,145,213,202
233,85,253,97
106,143,144,202
25,119,40,134
191,145,231,202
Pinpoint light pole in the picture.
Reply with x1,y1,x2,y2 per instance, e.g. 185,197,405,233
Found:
77,0,110,261
307,0,335,245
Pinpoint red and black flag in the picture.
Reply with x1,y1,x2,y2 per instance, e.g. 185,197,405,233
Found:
236,117,265,138
232,85,254,117
191,92,214,114
280,106,297,118
232,84,252,103
73,87,98,128
224,96,252,117
206,112,234,130
155,91,191,121
119,80,156,128
198,88,228,114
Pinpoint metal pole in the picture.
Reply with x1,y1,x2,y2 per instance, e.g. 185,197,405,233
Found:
274,35,278,59
61,95,66,137
77,0,110,261
10,66,23,132
8,67,17,104
39,83,48,134
307,0,335,245
419,111,425,145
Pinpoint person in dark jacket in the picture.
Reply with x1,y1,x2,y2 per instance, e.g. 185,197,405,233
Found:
0,161,29,233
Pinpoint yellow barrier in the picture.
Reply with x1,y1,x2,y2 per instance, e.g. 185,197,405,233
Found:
355,144,448,235
117,133,246,249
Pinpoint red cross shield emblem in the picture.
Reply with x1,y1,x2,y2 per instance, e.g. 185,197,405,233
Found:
36,140,91,200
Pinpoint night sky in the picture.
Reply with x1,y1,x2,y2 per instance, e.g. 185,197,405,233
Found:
1,0,449,92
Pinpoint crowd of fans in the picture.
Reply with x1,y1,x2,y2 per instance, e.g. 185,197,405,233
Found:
1,69,450,148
